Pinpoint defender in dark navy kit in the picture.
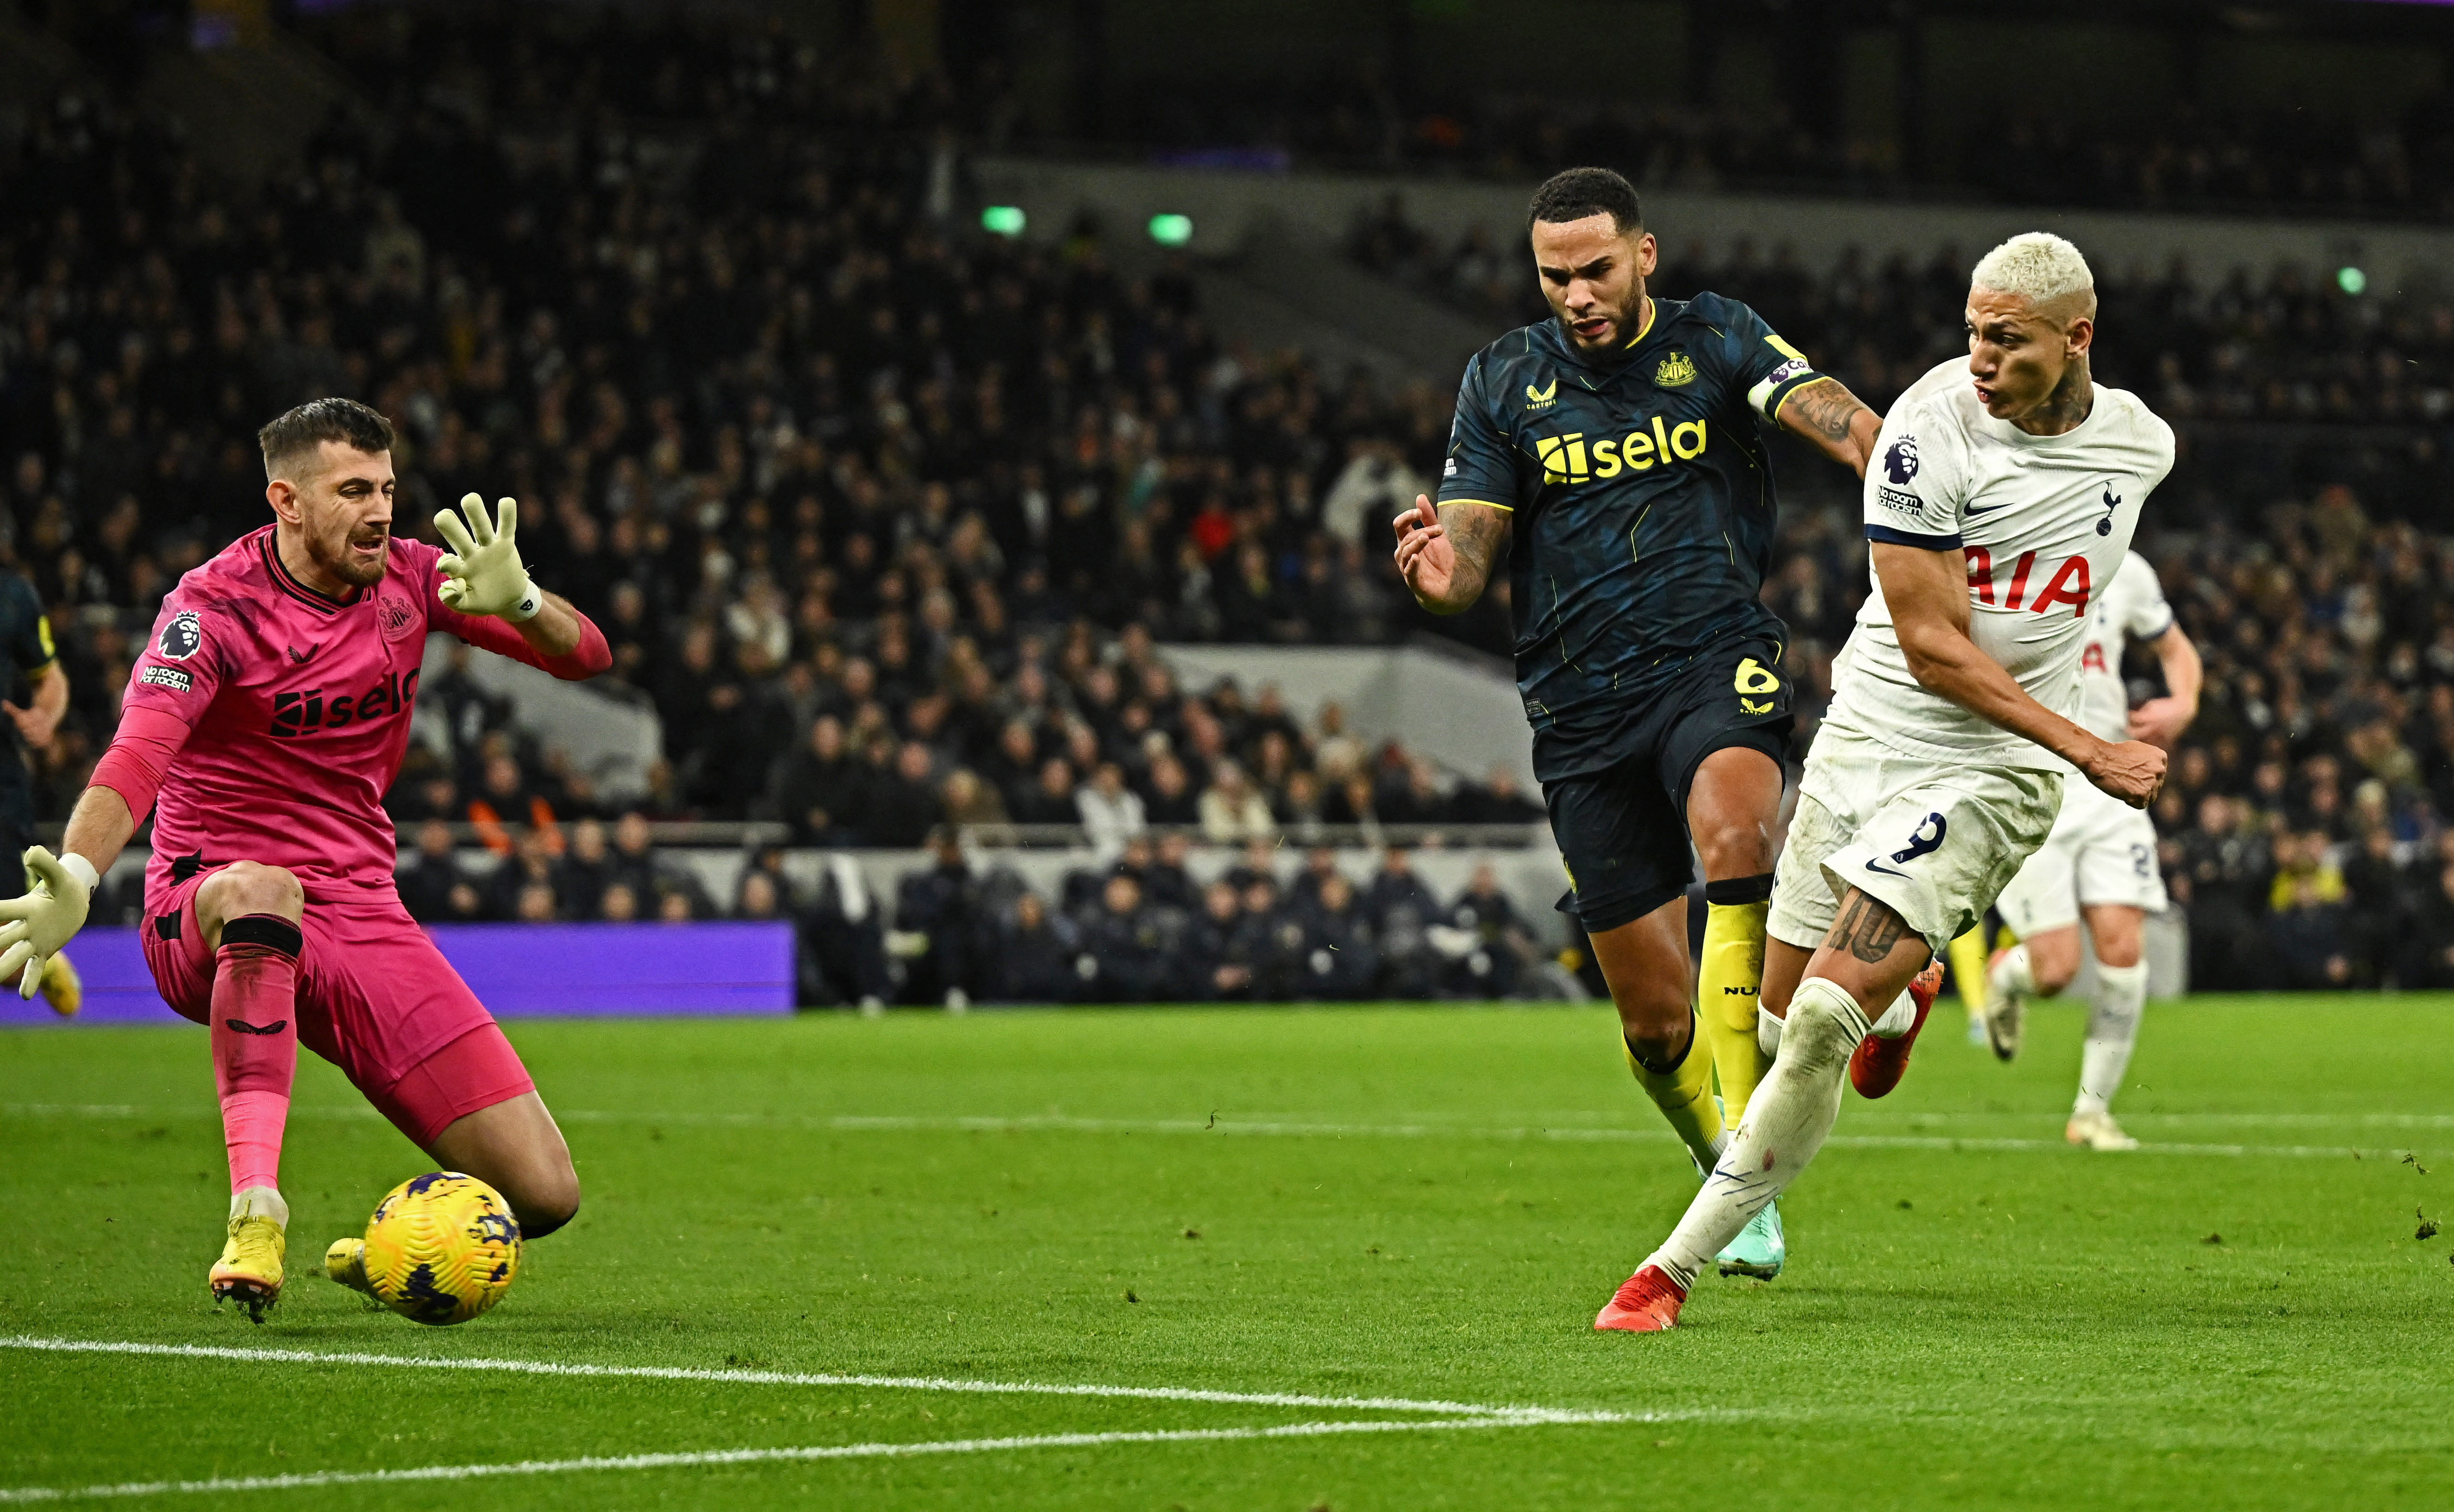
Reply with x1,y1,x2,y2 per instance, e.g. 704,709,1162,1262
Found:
0,570,77,1013
1394,167,1882,1297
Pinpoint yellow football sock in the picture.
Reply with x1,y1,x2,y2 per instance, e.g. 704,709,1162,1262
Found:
1947,924,1991,1025
1624,1012,1723,1176
1698,878,1774,1127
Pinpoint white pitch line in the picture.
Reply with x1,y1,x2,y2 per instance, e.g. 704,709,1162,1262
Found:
0,1414,1638,1504
1,1102,2426,1159
0,1337,1559,1420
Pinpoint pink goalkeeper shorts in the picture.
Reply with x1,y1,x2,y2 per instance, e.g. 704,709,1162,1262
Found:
141,869,534,1145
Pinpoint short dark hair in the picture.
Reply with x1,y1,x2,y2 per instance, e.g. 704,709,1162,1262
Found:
257,397,395,481
1527,167,1643,235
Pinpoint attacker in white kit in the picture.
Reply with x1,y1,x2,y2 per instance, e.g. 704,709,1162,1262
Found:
1594,232,2171,1331
1986,550,2201,1150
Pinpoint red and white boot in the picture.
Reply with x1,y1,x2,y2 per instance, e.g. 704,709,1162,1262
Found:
1848,957,1945,1100
1593,1264,1687,1332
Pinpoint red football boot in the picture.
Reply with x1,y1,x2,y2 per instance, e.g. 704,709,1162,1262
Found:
1593,1264,1686,1332
1849,957,1945,1099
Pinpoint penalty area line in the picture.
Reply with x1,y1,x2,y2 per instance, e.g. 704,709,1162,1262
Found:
0,1414,1634,1503
0,1336,1561,1420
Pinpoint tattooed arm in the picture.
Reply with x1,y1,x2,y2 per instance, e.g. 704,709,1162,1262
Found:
1393,496,1511,614
1775,377,1883,478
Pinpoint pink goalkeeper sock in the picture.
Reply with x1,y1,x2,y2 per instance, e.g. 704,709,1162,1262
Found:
209,914,303,1195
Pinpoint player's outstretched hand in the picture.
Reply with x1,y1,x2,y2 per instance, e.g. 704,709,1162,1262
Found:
434,494,542,623
0,846,95,999
1392,496,1457,606
2081,738,2167,810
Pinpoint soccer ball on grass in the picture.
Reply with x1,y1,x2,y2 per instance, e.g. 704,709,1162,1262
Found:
361,1171,522,1325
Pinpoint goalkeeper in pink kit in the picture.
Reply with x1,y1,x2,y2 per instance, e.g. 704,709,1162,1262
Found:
0,398,611,1317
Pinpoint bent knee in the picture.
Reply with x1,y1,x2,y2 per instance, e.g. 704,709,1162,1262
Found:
513,1171,581,1239
204,861,305,921
1693,821,1774,879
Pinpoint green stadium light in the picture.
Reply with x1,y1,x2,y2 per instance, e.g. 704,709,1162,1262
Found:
1147,213,1194,247
980,205,1027,237
2337,266,2368,296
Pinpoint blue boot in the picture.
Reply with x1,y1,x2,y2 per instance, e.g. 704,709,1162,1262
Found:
1714,1199,1785,1280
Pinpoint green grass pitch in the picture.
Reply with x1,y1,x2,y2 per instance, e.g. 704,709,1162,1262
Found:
4,995,2451,1508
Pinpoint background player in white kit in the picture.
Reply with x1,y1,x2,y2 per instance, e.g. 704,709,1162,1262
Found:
1594,232,2171,1331
1986,551,2201,1150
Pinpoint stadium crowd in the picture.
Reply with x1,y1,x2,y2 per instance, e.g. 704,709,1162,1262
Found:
1126,75,2454,224
8,9,2454,994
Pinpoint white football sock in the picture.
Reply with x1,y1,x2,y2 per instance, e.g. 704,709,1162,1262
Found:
1757,1005,1782,1060
1868,986,1918,1038
2074,960,2149,1116
229,1185,288,1225
1989,943,2035,999
1644,976,1869,1290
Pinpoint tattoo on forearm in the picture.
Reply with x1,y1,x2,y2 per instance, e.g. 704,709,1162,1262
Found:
1440,503,1509,595
1786,378,1873,446
1826,891,1910,964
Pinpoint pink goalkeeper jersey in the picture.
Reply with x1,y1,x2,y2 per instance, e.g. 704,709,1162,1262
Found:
122,527,595,907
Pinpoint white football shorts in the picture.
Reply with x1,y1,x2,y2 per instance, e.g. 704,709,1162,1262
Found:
1769,722,2063,957
1992,776,2168,938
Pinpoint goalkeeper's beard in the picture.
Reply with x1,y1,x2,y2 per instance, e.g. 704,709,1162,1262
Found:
312,525,392,589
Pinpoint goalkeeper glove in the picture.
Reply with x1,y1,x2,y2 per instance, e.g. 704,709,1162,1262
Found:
434,493,542,622
0,846,96,999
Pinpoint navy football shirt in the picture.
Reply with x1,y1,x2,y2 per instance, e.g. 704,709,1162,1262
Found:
1437,292,1829,780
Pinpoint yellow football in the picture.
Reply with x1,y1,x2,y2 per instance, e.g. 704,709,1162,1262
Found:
361,1171,522,1326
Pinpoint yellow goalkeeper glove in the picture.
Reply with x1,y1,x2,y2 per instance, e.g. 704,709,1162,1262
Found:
434,493,542,622
0,846,96,999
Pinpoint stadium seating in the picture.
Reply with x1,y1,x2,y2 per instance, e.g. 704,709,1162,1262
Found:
5,8,2450,997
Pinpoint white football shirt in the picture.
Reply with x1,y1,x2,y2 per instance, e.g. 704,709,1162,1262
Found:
2073,551,2176,743
1824,357,2176,772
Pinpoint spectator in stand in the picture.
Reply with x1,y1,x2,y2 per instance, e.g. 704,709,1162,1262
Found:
1224,838,1279,893
486,830,564,921
941,769,1009,833
861,743,943,849
1242,875,1304,1000
1439,861,1534,998
995,892,1079,1004
557,817,617,919
1295,872,1380,1000
1363,846,1443,997
1289,847,1343,910
2408,862,2454,988
804,855,890,1010
1200,760,1277,843
735,870,786,922
1077,762,1148,860
2340,827,2415,987
1375,757,1451,830
1184,879,1259,1000
1453,765,1544,824
1076,873,1170,1003
1143,754,1202,827
397,818,470,923
1010,757,1080,827
774,716,861,846
895,827,983,1008
2268,832,2353,989
1144,832,1200,913
609,811,663,901
600,884,640,922
2173,795,2271,991
513,883,559,923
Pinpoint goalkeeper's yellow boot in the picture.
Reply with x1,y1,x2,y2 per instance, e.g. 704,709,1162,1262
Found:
326,1238,377,1300
37,949,79,1017
209,1217,286,1321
